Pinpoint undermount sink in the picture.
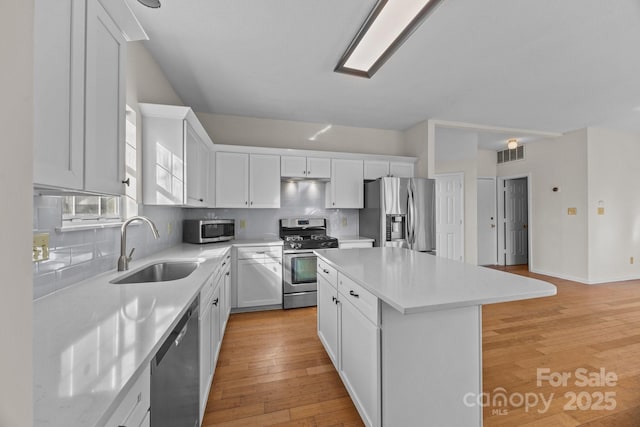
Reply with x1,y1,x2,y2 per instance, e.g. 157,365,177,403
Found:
111,261,199,284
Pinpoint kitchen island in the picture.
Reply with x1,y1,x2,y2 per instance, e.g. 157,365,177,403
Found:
314,247,556,427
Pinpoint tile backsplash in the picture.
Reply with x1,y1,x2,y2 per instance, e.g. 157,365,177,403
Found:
184,181,359,239
33,196,184,300
33,181,360,299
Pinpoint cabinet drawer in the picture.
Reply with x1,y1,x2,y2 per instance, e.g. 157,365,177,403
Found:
317,258,337,287
104,364,151,427
237,246,282,261
338,273,379,326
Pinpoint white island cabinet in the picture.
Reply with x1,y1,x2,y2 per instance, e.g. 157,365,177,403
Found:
314,247,556,427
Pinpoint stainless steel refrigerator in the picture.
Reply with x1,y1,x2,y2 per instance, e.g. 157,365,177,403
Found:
359,177,436,252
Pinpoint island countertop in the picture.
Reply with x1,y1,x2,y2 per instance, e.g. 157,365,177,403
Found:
314,247,557,314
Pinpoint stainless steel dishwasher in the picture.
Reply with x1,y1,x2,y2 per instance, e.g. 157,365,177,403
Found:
151,297,199,427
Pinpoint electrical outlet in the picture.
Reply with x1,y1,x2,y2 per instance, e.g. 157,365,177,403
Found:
630,257,634,265
167,221,172,236
33,233,50,262
341,217,347,227
567,207,577,216
240,220,246,229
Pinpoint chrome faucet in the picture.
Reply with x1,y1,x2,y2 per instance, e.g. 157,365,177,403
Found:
118,216,160,271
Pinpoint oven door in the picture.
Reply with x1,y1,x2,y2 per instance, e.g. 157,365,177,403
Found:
283,252,317,294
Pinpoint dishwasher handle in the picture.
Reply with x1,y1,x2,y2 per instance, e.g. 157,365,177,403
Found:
174,321,189,347
153,298,198,369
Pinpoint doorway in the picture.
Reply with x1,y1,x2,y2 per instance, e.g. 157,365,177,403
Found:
434,173,464,261
500,177,529,266
477,178,497,265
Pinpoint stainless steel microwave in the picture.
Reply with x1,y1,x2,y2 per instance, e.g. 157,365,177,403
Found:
183,219,235,244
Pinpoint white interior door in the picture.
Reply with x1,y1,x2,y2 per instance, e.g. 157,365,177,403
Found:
505,178,528,265
435,174,463,261
477,178,497,265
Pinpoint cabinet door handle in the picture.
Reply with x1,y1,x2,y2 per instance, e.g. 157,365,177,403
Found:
245,201,248,205
226,272,230,276
213,298,219,306
222,262,226,266
199,198,204,202
122,178,130,186
331,296,336,302
349,290,359,298
250,201,253,206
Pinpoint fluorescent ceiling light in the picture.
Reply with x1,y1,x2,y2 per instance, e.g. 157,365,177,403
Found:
335,0,444,78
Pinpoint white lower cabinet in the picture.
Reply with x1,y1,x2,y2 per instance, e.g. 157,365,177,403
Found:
317,275,339,366
339,288,380,427
317,260,380,427
104,364,151,427
199,253,231,424
236,246,283,308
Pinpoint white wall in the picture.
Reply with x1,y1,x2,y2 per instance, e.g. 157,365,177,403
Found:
435,129,480,264
587,128,640,282
0,0,33,424
196,112,406,156
403,120,429,178
498,129,589,282
477,149,497,177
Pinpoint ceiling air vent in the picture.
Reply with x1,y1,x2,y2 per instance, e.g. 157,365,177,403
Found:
497,145,525,164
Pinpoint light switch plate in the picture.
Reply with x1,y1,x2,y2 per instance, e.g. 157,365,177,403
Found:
33,233,50,262
567,208,577,216
239,220,246,229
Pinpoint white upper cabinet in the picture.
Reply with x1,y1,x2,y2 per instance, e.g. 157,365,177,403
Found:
326,159,363,209
389,162,414,178
364,160,415,180
33,0,146,195
249,154,281,208
33,0,85,190
364,160,390,180
280,156,306,178
140,104,214,206
84,0,126,195
306,157,331,179
185,123,210,207
216,152,280,208
215,152,249,208
281,156,330,179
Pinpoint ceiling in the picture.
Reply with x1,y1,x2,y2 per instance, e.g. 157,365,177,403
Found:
126,0,640,134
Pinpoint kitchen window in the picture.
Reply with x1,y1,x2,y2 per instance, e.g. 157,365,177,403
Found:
62,195,122,224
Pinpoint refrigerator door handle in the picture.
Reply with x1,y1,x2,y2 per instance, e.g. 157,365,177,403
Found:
407,185,415,247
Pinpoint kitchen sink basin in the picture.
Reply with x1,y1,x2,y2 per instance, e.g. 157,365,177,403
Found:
111,261,199,284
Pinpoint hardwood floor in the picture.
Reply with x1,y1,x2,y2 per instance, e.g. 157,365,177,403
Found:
204,268,640,426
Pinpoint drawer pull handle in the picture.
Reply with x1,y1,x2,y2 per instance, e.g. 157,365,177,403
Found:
226,272,230,276
256,251,265,254
322,269,329,274
212,298,219,306
331,296,336,302
349,290,359,298
222,262,226,266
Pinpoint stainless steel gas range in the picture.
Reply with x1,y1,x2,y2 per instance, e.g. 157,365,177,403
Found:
280,218,339,309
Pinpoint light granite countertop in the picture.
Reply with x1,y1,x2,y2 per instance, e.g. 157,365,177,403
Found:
314,247,556,314
34,240,282,427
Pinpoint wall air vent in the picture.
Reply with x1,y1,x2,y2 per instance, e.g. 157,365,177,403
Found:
497,145,525,164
